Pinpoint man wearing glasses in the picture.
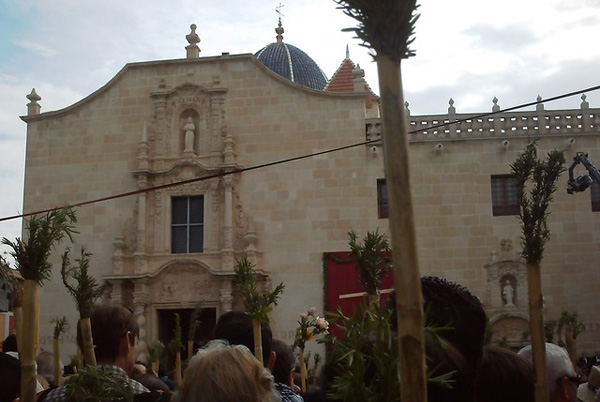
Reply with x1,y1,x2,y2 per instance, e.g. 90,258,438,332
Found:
519,343,579,402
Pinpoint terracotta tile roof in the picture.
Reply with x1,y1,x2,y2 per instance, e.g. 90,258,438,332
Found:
325,58,379,111
325,58,356,93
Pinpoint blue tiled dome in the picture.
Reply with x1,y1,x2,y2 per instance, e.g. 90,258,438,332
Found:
255,42,328,90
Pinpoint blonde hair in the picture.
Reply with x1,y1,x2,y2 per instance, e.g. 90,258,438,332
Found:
175,340,280,402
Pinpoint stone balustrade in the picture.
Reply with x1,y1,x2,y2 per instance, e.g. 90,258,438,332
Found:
366,96,600,143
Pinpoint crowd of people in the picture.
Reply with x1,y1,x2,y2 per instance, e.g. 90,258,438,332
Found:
0,276,598,402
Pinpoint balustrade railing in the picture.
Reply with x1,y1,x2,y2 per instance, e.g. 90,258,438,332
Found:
366,96,600,143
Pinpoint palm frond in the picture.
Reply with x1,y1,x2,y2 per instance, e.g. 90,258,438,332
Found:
1,207,77,284
61,247,106,318
334,0,420,61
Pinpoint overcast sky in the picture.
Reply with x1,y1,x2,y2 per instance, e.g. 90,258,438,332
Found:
1,0,600,257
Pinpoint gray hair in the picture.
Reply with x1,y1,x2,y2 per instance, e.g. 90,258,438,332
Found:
518,342,575,397
36,350,58,383
173,340,280,402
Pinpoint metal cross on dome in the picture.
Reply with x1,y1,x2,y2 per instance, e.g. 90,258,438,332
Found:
276,2,285,23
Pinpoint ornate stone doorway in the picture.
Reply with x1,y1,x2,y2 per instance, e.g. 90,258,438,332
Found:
156,307,216,358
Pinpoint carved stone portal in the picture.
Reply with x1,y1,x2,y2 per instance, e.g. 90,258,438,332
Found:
490,315,530,349
148,262,221,304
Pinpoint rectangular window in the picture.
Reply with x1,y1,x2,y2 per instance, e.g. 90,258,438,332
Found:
377,179,389,219
171,196,204,253
591,181,600,212
491,175,520,216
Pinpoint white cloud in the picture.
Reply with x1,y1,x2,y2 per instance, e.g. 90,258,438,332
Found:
1,0,600,238
13,39,57,57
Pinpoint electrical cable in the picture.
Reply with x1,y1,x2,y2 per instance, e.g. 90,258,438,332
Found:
1,84,599,223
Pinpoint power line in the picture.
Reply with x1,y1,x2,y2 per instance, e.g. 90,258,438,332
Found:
1,84,599,223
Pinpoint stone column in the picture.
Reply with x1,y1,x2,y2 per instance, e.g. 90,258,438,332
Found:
133,278,150,362
135,174,147,274
220,280,233,313
221,175,234,270
107,280,124,305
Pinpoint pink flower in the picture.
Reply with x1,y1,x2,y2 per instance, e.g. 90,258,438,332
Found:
308,307,317,316
315,317,329,330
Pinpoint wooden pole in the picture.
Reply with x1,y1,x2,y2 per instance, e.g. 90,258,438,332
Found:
527,262,549,402
79,318,96,366
175,352,182,385
377,54,426,402
53,338,61,385
14,306,22,351
187,340,194,361
299,348,307,393
252,318,264,366
565,327,576,368
20,279,39,402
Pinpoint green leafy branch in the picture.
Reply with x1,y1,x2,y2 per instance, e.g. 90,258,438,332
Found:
348,229,392,296
52,316,68,340
61,247,106,318
2,207,77,284
188,302,203,342
234,257,285,322
168,313,182,355
511,142,565,264
146,340,165,364
64,365,133,402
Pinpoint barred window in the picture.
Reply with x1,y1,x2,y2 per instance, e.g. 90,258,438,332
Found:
491,175,519,216
377,179,389,219
591,181,600,212
171,196,204,253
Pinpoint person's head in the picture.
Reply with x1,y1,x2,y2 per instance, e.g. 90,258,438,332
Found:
519,343,578,402
578,365,600,402
0,352,20,402
476,346,535,402
426,333,474,402
132,372,172,396
270,339,295,385
2,334,17,353
35,350,57,385
83,303,139,373
421,276,487,370
174,340,279,402
213,311,273,368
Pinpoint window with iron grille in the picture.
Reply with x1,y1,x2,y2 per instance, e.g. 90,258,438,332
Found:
491,175,520,216
591,181,600,212
377,179,389,219
171,196,204,253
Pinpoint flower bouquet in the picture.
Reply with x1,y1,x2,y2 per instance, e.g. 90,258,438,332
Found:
294,307,329,393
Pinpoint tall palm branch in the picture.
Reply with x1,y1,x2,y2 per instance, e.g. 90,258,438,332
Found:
333,2,423,401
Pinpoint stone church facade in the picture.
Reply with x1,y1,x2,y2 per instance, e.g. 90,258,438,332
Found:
20,25,600,360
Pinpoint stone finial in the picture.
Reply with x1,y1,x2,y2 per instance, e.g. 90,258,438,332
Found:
581,94,589,110
275,21,284,44
346,44,350,59
185,24,201,59
536,95,544,112
405,101,411,117
352,64,365,92
26,88,41,115
492,97,500,112
448,98,456,114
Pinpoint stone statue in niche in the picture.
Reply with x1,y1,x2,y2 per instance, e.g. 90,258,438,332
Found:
184,117,195,154
502,279,515,307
